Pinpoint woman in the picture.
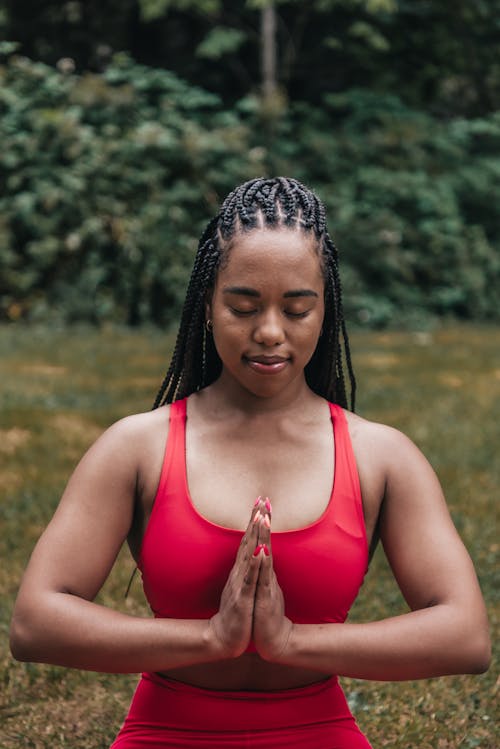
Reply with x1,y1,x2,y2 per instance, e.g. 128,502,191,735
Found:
10,177,490,748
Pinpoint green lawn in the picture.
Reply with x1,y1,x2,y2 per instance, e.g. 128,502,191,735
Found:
1,324,498,748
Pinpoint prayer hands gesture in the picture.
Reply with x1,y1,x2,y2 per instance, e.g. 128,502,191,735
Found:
209,497,292,661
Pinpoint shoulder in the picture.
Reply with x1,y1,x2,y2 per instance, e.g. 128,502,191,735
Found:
342,408,418,476
341,408,440,516
83,405,171,471
61,406,172,519
342,409,446,520
337,409,423,538
107,405,171,440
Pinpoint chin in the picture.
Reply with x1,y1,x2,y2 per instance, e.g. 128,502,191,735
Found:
243,375,303,401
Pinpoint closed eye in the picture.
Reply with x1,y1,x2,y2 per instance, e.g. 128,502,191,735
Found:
229,307,311,318
285,309,311,318
230,307,256,316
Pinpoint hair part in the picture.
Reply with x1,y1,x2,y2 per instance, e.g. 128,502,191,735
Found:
153,177,356,410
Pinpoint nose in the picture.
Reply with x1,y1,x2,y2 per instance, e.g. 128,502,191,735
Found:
252,309,285,347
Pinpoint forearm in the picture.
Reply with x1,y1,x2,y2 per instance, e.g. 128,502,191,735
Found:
10,592,222,673
277,605,490,681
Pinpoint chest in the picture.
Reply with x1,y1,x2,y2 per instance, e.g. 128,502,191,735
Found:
186,417,334,532
139,406,369,625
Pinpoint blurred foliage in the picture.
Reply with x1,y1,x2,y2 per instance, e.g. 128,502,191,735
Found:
0,52,268,325
1,1,499,116
0,51,499,327
287,91,500,325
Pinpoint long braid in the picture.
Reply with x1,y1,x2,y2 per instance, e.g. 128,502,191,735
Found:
323,233,356,410
330,248,355,410
152,218,219,407
153,177,356,410
342,318,356,411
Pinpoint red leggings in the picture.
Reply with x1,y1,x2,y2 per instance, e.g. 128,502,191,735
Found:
110,672,372,748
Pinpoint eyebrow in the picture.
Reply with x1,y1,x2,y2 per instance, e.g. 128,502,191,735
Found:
222,286,318,299
283,289,319,299
222,286,260,298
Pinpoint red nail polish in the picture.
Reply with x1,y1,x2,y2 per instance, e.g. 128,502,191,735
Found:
265,498,272,513
263,514,271,529
254,496,262,507
253,511,262,523
253,544,263,557
262,544,270,556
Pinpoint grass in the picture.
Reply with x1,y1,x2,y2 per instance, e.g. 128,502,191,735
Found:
0,323,498,748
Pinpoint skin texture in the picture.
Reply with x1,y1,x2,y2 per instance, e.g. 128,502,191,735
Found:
10,227,490,690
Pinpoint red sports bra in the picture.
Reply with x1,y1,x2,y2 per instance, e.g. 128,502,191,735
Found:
138,398,368,629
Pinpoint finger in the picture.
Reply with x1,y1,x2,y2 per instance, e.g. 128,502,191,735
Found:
244,496,263,532
245,496,269,576
238,520,267,591
241,546,263,592
226,537,262,597
256,543,273,588
235,497,263,564
257,497,272,552
256,509,273,588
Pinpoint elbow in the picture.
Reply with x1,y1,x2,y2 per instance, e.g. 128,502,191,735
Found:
9,609,44,663
441,599,492,676
452,619,491,675
10,624,30,663
466,632,491,675
10,616,33,662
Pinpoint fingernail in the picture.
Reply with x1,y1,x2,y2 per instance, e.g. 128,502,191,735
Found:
265,498,272,513
253,544,263,557
253,511,262,523
254,496,262,507
263,514,271,528
262,544,270,556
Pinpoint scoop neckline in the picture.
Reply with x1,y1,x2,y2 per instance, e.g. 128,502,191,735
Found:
182,398,338,535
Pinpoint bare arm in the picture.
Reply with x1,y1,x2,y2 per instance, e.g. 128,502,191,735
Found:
253,426,491,680
9,411,228,673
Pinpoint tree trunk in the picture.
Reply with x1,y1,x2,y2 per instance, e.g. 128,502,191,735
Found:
261,2,277,101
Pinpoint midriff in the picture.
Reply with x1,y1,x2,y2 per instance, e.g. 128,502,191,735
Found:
158,654,329,690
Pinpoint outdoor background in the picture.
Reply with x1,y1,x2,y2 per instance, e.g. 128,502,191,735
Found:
0,1,499,747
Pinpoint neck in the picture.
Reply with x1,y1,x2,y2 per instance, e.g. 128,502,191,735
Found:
203,370,319,417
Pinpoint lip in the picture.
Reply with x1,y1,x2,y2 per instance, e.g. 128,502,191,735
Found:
244,355,290,375
247,355,289,364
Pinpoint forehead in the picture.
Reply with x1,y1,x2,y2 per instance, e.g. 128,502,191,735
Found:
217,228,322,284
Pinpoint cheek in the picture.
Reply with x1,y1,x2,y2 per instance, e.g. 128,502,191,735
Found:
306,300,325,332
212,317,246,357
302,311,325,354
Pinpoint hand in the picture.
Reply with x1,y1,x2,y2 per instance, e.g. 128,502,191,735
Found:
208,499,263,658
252,499,293,662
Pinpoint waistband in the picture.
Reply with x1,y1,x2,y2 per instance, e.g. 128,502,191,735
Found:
128,672,352,732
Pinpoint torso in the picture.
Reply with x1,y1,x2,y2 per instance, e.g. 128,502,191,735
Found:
127,387,386,690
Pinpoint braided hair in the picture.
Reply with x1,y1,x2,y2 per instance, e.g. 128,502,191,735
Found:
153,177,356,410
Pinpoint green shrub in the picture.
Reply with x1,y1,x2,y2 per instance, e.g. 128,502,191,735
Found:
0,52,266,325
269,91,500,326
0,57,499,327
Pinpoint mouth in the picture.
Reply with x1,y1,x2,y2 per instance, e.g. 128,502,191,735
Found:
244,355,290,375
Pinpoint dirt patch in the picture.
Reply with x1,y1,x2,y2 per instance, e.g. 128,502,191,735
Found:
0,428,31,455
0,469,23,491
20,364,67,376
128,377,160,388
357,353,400,369
50,414,103,445
438,373,463,388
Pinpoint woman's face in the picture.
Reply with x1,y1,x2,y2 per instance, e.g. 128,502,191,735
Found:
207,227,325,400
